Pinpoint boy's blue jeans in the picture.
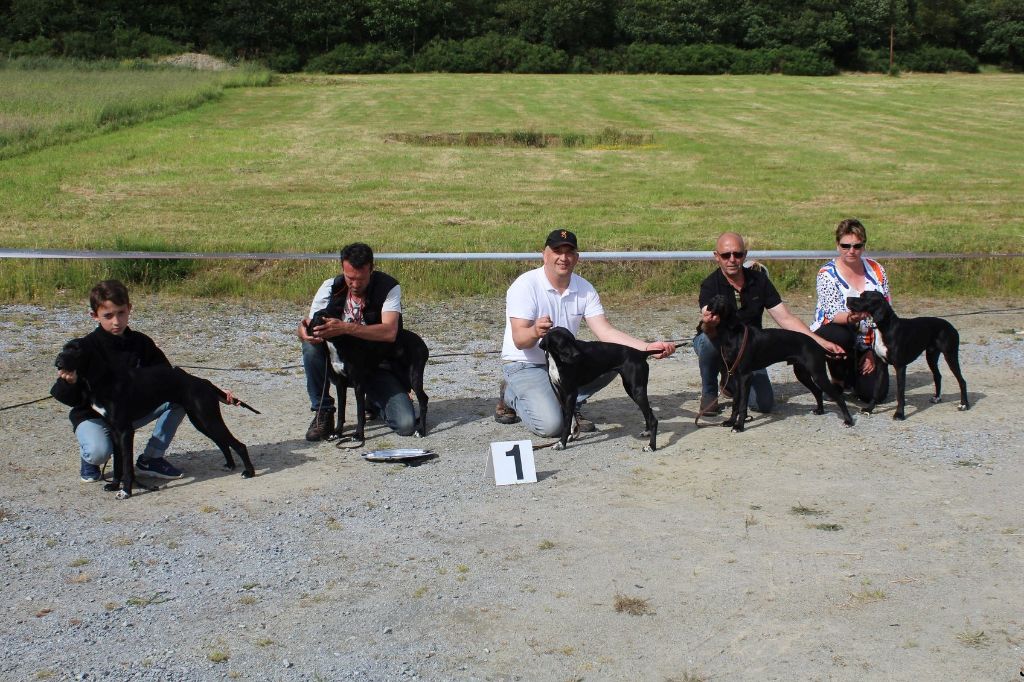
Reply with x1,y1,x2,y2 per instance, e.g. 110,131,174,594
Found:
75,402,185,465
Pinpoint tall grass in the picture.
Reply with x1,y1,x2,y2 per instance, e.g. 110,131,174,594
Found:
0,59,272,160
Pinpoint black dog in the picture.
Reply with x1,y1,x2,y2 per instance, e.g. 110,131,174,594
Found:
538,326,663,451
55,340,258,500
846,291,968,419
707,294,854,432
308,311,429,444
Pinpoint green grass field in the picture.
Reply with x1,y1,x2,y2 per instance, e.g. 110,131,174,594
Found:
0,63,271,161
1,71,1022,301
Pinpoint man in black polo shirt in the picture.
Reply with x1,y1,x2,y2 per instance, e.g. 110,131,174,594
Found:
695,232,844,415
297,242,416,441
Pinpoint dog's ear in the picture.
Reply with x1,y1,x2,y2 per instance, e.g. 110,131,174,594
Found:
546,328,582,362
560,338,583,363
55,340,83,370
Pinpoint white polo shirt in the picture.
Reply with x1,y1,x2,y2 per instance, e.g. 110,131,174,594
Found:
501,266,605,364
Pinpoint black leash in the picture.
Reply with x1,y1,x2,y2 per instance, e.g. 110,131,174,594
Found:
0,395,54,412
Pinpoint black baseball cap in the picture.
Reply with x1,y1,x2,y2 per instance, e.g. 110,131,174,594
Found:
545,229,578,250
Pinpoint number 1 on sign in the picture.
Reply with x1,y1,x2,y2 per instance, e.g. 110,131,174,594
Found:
505,443,524,480
487,440,537,485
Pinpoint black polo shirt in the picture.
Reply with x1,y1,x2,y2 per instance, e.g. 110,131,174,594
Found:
698,266,782,329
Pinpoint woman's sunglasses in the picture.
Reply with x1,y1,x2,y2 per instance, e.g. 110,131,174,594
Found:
838,242,865,250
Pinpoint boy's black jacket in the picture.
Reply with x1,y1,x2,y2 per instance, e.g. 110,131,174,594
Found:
50,326,170,429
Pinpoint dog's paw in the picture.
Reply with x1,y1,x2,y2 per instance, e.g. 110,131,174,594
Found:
892,412,906,421
115,489,131,500
241,470,255,479
958,402,969,411
642,445,654,452
812,408,825,415
722,419,736,428
861,406,875,414
103,482,119,492
731,425,745,433
843,419,855,427
929,396,943,404
552,441,566,451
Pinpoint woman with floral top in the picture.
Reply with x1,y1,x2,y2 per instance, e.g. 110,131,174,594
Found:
810,218,890,402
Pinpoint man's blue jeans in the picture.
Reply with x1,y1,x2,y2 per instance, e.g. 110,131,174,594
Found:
693,332,774,413
501,362,616,438
302,340,416,436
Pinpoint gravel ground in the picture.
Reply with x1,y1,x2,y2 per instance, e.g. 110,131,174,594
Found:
1,296,1023,681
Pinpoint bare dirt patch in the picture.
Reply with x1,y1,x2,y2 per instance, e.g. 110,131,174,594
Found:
158,53,234,71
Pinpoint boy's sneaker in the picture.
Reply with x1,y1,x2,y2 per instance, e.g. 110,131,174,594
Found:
80,460,102,483
136,457,183,479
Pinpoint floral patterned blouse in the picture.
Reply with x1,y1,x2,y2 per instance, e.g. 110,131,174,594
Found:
810,257,890,348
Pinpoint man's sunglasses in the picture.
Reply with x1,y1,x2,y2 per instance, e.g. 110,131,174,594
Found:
717,251,746,260
838,242,865,250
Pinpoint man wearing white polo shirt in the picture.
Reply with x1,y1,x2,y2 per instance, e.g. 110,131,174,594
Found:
496,229,676,437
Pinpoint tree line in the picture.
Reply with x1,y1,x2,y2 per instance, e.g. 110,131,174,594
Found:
1,0,1022,74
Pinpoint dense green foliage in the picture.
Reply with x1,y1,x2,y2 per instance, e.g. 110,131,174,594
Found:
1,72,1021,301
1,0,1021,73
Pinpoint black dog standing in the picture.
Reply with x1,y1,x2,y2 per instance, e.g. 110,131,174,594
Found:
846,291,969,419
538,326,663,451
55,341,258,499
308,311,429,445
706,294,855,431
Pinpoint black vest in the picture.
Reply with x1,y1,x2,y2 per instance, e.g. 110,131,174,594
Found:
328,270,402,329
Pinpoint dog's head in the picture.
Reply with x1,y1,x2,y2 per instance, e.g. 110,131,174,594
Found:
706,293,740,328
538,326,581,363
307,310,332,336
846,291,891,323
54,340,85,372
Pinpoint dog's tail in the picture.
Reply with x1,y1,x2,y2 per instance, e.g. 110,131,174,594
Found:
235,400,261,415
219,390,261,415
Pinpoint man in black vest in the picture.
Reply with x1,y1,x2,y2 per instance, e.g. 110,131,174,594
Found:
297,242,416,441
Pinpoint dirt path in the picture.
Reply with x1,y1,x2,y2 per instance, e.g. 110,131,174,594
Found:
1,297,1022,680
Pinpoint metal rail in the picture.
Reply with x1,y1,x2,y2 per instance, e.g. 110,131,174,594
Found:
1,248,1020,261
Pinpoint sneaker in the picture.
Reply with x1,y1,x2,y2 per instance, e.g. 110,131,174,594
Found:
573,410,596,433
305,408,336,441
494,380,520,424
80,460,102,483
136,457,183,479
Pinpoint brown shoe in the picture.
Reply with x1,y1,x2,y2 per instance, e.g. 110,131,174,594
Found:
573,410,596,432
699,395,722,415
305,408,336,441
494,380,520,424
